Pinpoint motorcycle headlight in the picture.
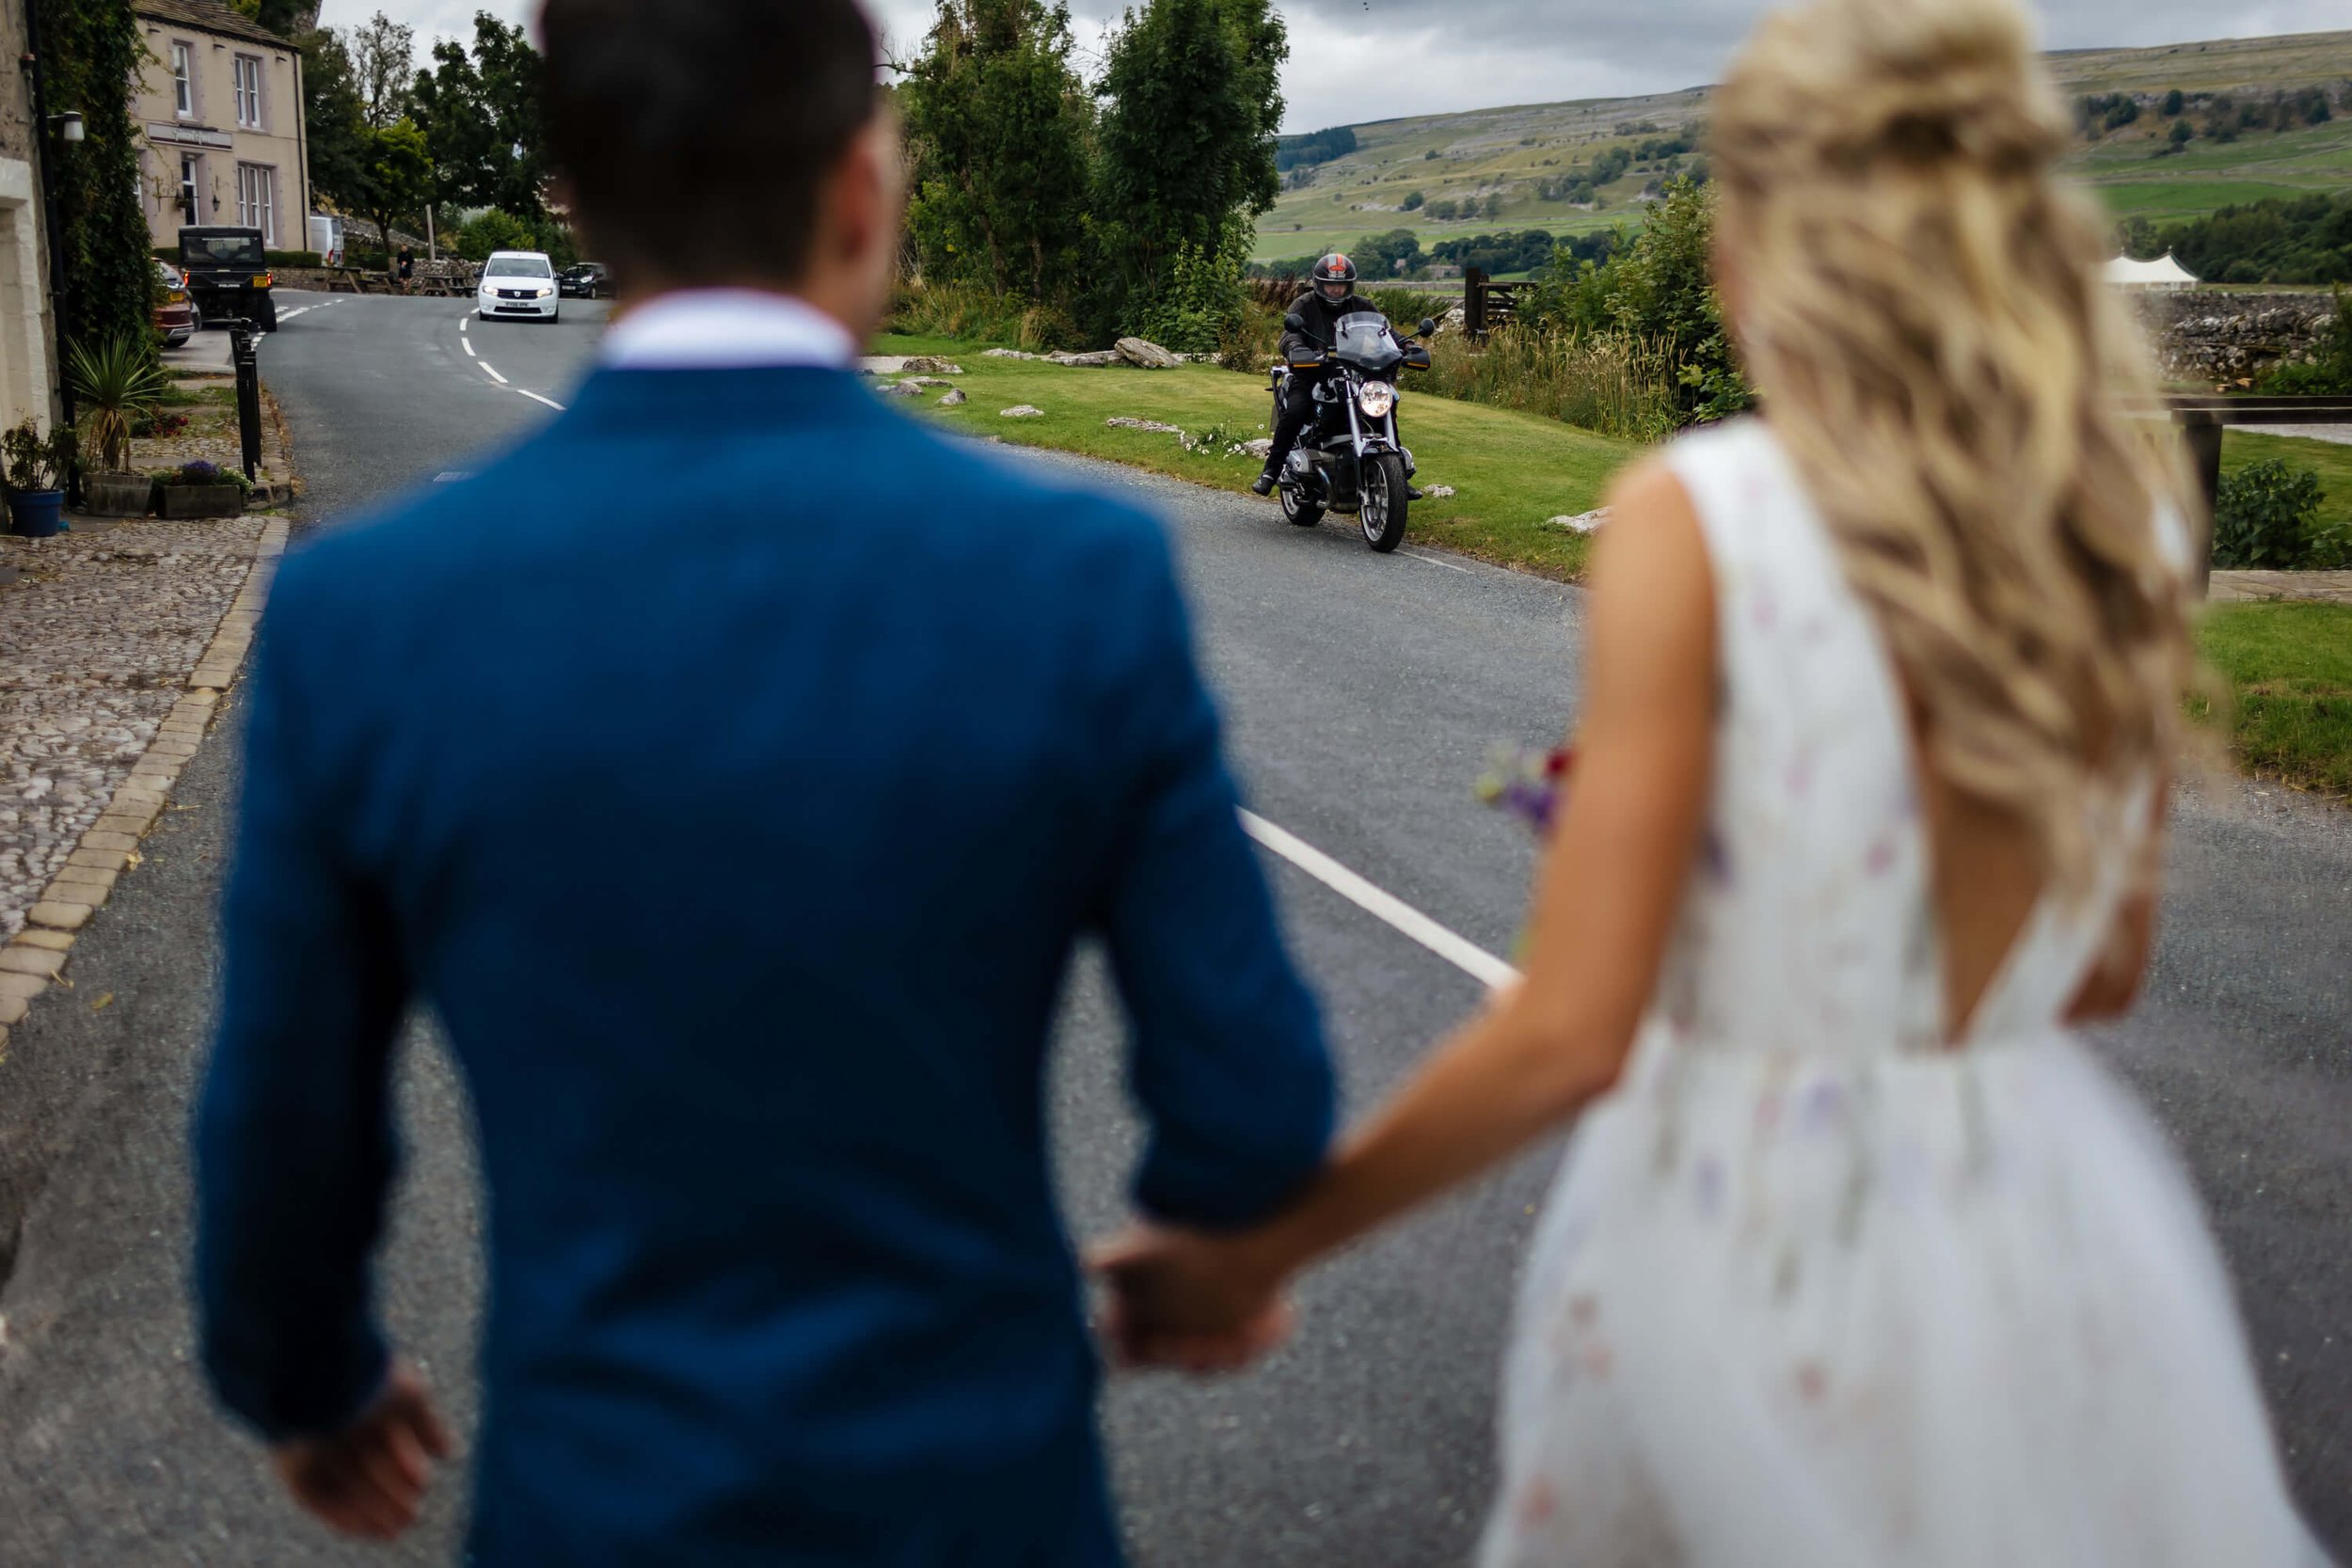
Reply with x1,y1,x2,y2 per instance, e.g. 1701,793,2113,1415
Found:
1358,380,1397,419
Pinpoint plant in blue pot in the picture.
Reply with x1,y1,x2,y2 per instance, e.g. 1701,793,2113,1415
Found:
4,417,76,538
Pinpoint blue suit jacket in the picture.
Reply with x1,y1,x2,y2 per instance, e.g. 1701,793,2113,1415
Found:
196,367,1335,1565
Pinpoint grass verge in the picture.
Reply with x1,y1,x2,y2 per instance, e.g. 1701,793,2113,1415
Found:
2196,601,2352,799
871,332,1640,580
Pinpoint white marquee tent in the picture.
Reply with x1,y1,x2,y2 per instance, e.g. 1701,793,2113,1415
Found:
2104,252,2199,289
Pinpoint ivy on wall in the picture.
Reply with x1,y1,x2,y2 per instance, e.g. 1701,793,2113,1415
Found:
37,0,158,357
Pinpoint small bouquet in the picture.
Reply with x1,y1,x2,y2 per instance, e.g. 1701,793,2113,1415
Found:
1475,741,1576,838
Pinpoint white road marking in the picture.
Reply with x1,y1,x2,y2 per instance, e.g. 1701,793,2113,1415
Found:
1239,809,1518,990
462,338,476,357
277,306,311,322
1399,547,1474,575
478,361,508,385
516,390,564,411
458,316,469,332
433,471,471,483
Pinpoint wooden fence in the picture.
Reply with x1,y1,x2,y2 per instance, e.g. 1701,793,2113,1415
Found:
1463,267,1539,340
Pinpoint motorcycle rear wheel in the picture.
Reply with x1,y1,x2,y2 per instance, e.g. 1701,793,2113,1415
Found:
1279,477,1325,528
1360,452,1409,552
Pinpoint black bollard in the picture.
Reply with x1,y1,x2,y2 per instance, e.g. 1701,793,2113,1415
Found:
229,319,262,484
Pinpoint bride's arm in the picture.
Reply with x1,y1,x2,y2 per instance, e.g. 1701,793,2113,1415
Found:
2066,792,2169,1023
1099,459,1719,1339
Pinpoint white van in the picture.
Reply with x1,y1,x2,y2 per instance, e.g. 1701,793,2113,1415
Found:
307,214,344,267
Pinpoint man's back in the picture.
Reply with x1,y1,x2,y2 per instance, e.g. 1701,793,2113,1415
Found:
198,367,1334,1563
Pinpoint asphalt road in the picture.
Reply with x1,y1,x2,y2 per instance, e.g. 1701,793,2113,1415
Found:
1,293,2347,1564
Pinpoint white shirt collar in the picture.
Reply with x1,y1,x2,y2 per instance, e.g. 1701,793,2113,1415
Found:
598,289,858,371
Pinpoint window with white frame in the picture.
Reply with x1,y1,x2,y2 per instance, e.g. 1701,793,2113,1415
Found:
170,41,195,117
179,153,202,221
236,163,276,243
233,55,263,128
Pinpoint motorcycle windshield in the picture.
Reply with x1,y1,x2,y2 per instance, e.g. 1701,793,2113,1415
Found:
1331,312,1403,373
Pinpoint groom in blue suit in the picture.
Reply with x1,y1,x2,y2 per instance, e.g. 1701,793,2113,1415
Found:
193,1,1333,1560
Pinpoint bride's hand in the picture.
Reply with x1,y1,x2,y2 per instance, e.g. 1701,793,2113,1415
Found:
1089,1226,1293,1372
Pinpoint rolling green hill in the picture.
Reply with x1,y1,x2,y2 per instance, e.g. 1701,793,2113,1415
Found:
1254,28,2352,268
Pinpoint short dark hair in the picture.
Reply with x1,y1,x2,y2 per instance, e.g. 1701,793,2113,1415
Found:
541,0,880,287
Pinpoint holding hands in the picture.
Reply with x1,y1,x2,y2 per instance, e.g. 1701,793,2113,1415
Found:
1092,1226,1296,1374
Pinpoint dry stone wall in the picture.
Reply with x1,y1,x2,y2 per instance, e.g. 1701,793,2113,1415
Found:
2129,290,2336,385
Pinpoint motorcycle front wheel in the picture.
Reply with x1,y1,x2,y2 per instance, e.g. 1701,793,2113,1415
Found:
1279,476,1325,528
1359,451,1409,552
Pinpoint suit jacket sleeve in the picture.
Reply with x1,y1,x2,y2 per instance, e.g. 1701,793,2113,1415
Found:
196,561,407,1441
1089,515,1337,1228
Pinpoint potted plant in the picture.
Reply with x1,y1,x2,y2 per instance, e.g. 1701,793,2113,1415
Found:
4,417,76,537
151,459,250,518
68,334,170,516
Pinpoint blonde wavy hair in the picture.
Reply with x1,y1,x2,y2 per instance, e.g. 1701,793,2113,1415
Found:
1710,0,2195,893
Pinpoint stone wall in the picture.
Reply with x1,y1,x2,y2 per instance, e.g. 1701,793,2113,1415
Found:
2129,290,2338,386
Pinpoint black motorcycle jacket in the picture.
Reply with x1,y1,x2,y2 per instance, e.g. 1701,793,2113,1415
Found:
1280,289,1382,360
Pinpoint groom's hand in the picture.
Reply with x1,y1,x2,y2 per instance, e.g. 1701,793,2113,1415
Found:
1091,1227,1294,1372
271,1360,453,1540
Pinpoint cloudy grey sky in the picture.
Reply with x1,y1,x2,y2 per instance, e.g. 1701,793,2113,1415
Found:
320,0,2347,135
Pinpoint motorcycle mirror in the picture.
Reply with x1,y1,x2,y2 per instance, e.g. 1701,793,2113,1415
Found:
1284,312,1308,333
1419,318,1438,337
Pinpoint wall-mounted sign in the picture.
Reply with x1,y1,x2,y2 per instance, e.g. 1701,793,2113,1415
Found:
146,122,232,150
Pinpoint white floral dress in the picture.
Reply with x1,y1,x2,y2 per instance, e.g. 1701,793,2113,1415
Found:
1481,420,2331,1568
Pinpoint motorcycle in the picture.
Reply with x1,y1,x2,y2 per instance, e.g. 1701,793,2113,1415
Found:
1269,309,1437,552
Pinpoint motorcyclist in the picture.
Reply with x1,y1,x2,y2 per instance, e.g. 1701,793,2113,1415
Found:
1252,253,1422,499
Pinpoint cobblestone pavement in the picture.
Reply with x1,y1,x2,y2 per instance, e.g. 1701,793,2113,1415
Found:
2208,569,2352,605
0,515,268,937
0,387,291,942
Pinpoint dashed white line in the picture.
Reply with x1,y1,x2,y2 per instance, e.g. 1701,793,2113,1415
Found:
516,390,564,411
1399,547,1475,575
462,338,477,357
1238,809,1518,990
458,316,469,332
477,361,508,385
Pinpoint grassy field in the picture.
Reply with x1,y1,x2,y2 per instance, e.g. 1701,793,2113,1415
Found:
2222,430,2352,538
1254,28,2352,264
2197,602,2352,798
872,333,1639,579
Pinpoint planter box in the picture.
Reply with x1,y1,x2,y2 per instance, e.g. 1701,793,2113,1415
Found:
83,471,154,517
156,483,247,519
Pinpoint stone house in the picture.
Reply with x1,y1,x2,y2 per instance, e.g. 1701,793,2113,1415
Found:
0,0,60,429
132,0,307,252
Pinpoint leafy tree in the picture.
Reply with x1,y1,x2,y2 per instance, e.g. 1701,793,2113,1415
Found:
1528,178,1748,422
2162,88,2185,117
2154,191,2352,284
228,0,306,34
40,0,154,366
1090,0,1286,331
2168,119,2194,150
1401,190,1423,211
454,209,533,261
355,119,434,258
348,11,416,130
1351,228,1421,277
898,0,1093,304
1430,229,1559,276
1274,124,1354,172
412,14,548,220
300,26,371,219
